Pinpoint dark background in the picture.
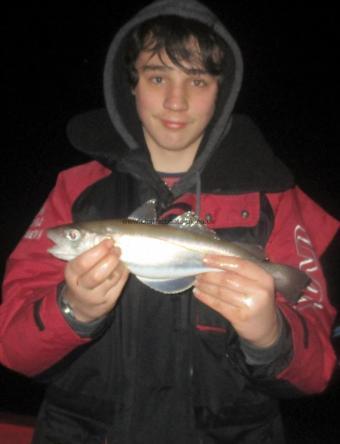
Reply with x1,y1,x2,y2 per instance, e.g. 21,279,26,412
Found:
1,1,339,442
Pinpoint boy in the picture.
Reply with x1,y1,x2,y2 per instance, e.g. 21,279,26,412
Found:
1,1,338,442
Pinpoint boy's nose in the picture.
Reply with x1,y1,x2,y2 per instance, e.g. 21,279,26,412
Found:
163,85,189,111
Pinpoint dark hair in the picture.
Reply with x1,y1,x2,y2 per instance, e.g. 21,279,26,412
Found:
125,16,227,87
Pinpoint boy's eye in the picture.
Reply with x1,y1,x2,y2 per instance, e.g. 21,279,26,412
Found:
151,76,164,85
192,79,207,88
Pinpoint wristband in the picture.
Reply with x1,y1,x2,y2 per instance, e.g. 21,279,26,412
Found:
59,290,76,320
57,283,107,338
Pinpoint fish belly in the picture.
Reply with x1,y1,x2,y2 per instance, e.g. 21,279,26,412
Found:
115,234,209,279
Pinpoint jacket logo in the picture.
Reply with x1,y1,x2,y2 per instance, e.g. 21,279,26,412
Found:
294,225,323,308
24,206,45,241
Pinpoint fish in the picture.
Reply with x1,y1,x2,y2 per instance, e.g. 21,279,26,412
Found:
47,209,309,302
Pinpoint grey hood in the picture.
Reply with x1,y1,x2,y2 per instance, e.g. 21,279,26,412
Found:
103,0,243,167
67,1,293,199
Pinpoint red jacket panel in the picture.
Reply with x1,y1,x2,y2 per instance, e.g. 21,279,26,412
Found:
1,160,338,396
266,189,339,392
0,161,111,376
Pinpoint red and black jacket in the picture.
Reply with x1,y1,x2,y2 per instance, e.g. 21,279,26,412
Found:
1,113,338,443
1,0,339,441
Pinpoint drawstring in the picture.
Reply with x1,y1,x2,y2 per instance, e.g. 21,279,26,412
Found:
195,171,202,218
150,170,202,220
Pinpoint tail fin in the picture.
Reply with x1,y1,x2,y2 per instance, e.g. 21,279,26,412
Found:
262,262,310,303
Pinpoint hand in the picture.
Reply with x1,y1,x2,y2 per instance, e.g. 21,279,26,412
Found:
193,255,280,348
63,239,129,323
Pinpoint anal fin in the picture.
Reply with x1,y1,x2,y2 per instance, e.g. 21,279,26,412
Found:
136,275,195,294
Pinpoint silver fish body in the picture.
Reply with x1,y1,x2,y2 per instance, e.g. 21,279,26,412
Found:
47,219,309,302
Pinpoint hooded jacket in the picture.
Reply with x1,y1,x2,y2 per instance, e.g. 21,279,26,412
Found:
1,1,338,443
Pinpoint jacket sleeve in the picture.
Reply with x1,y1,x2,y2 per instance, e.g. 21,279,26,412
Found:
262,186,339,394
0,162,110,377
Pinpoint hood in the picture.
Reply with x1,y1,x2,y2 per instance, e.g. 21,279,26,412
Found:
67,0,292,201
103,0,243,160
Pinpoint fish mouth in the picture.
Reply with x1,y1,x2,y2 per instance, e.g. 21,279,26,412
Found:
46,229,74,261
47,245,74,261
46,228,60,243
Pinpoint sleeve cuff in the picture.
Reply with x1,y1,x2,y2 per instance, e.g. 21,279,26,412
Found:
57,283,109,338
239,310,292,366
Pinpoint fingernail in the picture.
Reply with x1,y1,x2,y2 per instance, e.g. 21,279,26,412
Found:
108,270,119,281
221,261,239,269
103,238,115,250
202,256,214,264
203,256,239,269
112,246,121,256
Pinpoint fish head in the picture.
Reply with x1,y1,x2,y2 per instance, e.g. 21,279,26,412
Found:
47,224,102,261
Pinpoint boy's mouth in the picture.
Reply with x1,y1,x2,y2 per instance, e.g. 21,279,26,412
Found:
161,119,188,129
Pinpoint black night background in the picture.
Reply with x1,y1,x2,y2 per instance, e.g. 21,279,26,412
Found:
1,1,339,442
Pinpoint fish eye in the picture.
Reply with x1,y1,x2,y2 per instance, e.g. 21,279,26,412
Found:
66,229,81,242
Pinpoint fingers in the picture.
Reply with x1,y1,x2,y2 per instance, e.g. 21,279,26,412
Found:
193,254,279,346
196,256,274,303
76,247,122,290
193,285,241,318
203,255,274,287
88,261,129,300
195,270,269,310
66,239,117,287
101,265,130,302
194,274,253,310
63,240,129,322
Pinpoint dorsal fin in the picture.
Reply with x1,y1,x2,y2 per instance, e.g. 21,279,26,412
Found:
169,211,219,240
128,199,158,224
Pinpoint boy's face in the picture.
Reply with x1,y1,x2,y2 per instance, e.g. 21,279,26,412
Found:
133,46,219,171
